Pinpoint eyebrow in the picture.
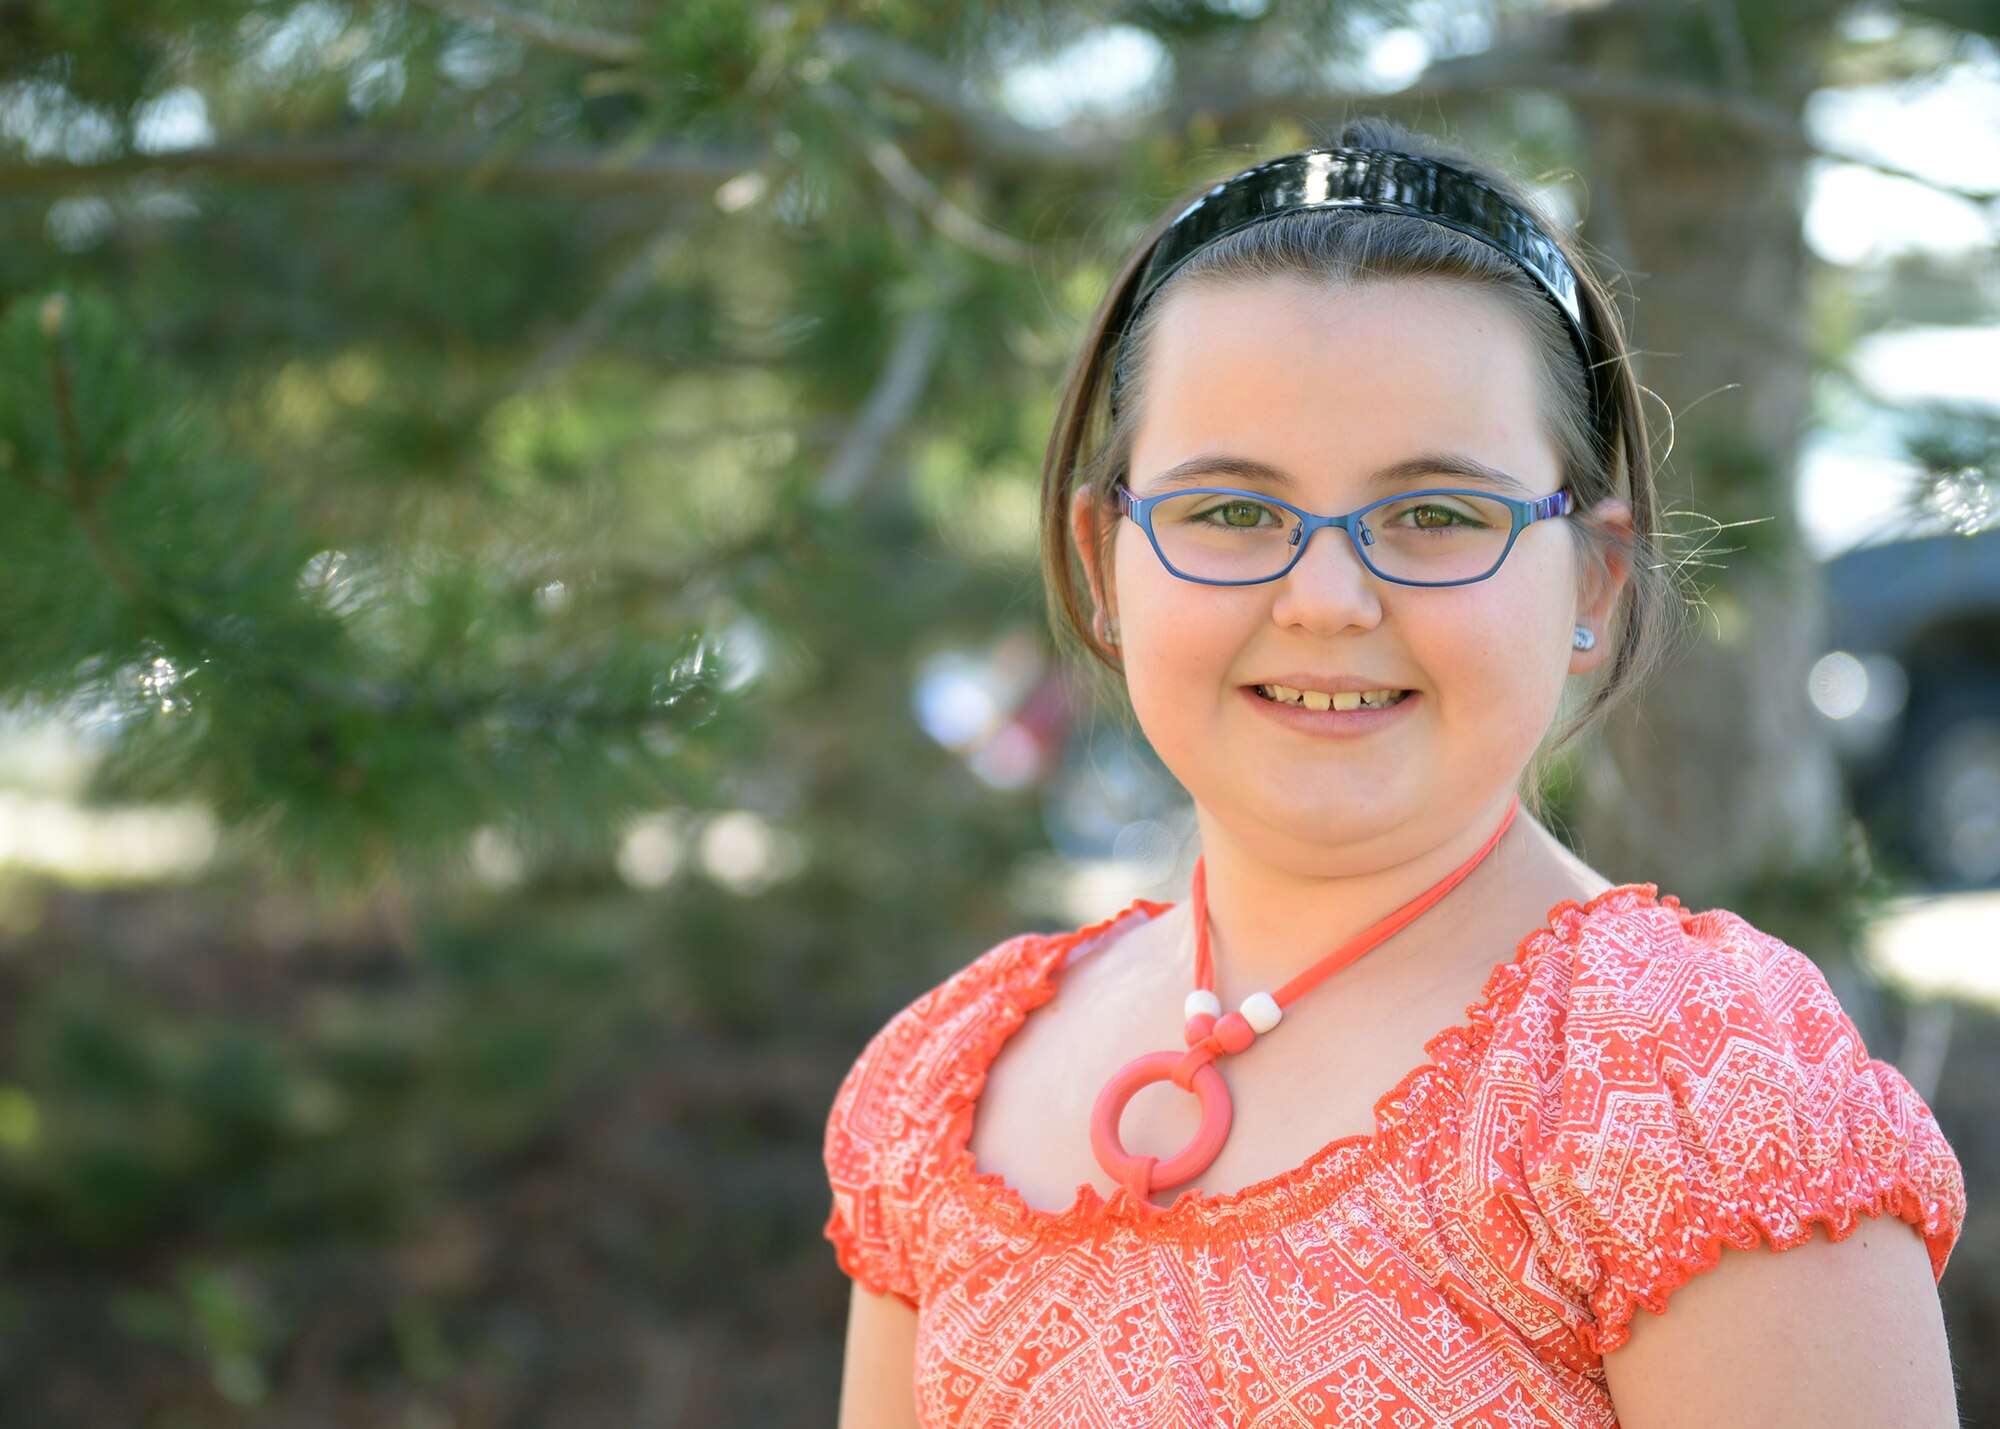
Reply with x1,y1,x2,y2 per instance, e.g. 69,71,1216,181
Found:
1137,452,1534,500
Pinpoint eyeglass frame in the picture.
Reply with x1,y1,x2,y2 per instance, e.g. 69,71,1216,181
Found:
1113,483,1575,588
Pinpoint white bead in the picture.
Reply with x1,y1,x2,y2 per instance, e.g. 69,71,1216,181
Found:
1240,991,1283,1033
1185,990,1222,1020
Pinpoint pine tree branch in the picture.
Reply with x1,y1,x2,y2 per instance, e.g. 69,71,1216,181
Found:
3,31,1984,209
26,118,1976,207
406,4,1113,182
855,123,1037,268
515,214,687,389
1702,0,1755,95
24,254,710,745
815,24,1112,174
1820,145,1997,206
817,23,2000,204
397,4,1107,173
0,137,753,195
403,0,645,65
37,297,153,611
1215,55,1999,204
816,83,1037,268
1490,60,1996,202
815,282,963,508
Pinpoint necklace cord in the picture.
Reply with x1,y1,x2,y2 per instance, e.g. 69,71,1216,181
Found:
1096,794,1525,1201
1171,794,1522,1092
1194,794,1520,1003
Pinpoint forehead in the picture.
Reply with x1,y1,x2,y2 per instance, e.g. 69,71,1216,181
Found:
1129,277,1556,491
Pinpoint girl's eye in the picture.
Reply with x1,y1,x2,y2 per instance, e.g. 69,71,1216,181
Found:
1394,501,1485,530
1195,499,1274,528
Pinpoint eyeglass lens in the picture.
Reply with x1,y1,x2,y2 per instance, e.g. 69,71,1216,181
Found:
1147,490,1514,584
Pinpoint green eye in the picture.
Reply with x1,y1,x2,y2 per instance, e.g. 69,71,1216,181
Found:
1193,499,1272,528
1391,500,1488,530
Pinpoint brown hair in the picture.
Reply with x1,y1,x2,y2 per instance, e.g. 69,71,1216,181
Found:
1038,116,1697,807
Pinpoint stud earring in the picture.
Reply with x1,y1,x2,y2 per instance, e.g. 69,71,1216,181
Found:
1572,624,1596,651
1093,608,1121,647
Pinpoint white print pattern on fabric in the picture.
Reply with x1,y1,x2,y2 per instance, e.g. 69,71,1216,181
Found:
824,885,1965,1428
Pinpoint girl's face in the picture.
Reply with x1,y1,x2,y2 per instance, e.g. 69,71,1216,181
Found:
1075,277,1630,872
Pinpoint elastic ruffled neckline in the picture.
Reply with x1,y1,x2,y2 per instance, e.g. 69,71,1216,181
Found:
943,881,1690,1243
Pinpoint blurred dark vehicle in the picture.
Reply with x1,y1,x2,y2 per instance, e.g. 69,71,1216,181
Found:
1816,525,2000,889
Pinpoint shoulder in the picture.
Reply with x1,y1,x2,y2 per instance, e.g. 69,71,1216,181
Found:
820,924,1045,1305
829,896,1173,1134
1489,889,1965,1357
1487,885,1870,1086
826,925,1047,1146
821,898,1172,1303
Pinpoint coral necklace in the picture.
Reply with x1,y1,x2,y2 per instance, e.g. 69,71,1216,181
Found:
1089,793,1522,1204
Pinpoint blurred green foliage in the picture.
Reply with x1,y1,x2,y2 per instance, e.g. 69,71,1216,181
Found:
0,0,1994,1421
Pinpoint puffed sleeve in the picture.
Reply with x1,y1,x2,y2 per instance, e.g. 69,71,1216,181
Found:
823,1003,931,1307
1521,906,1965,1357
822,932,1043,1308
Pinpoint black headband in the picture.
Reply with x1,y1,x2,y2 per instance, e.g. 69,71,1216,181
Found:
1105,148,1616,447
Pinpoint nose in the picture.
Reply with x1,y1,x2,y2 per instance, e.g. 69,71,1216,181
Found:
1267,521,1384,632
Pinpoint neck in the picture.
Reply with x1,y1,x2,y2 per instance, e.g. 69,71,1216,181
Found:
1187,788,1540,1004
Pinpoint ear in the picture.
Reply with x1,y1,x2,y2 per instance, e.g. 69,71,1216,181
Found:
1070,487,1116,619
1572,498,1634,675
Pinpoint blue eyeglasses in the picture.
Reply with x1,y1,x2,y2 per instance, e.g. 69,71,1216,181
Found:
1115,484,1574,587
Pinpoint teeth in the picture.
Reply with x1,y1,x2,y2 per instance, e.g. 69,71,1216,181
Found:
1257,686,1409,710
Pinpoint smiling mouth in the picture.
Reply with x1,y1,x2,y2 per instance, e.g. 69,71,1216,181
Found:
1252,684,1413,711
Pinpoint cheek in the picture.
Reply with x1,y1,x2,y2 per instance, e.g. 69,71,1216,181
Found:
1112,527,1194,642
1113,534,1246,713
1120,590,1220,697
1428,557,1573,723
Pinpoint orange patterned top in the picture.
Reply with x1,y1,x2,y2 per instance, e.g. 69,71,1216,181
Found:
823,884,1965,1428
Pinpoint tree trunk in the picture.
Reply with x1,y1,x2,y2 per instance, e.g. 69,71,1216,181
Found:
1560,7,1857,957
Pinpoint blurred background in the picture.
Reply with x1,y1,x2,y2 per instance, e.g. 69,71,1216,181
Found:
0,0,1996,1424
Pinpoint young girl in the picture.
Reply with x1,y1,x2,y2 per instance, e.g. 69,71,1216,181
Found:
823,117,1965,1428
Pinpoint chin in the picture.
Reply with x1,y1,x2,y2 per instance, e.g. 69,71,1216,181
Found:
1228,783,1410,846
